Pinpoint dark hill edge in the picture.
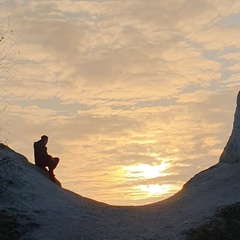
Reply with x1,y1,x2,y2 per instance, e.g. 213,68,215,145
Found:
1,143,240,240
0,210,20,240
184,202,240,240
0,91,240,240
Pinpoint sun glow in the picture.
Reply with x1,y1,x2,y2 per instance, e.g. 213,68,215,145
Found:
139,184,171,196
119,158,180,201
124,161,171,180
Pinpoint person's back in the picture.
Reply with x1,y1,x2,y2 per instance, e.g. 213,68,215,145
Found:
34,138,48,167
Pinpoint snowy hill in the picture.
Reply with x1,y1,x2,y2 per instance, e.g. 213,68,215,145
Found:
1,92,240,240
1,144,240,240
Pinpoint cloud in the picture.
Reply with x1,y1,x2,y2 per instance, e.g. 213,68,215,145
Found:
10,0,233,107
3,0,240,205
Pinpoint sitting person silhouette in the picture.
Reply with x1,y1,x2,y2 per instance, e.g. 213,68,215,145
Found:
34,135,59,182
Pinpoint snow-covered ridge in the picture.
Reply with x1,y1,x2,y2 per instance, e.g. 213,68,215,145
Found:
220,91,240,163
1,91,240,240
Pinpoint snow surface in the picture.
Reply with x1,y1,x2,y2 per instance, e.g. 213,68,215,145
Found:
1,143,240,240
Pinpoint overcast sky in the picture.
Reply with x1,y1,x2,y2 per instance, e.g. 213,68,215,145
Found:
1,0,240,205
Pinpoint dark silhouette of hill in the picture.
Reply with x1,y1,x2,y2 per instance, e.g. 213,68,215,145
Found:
1,91,240,240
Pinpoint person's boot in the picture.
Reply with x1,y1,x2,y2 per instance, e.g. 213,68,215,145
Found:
49,172,56,182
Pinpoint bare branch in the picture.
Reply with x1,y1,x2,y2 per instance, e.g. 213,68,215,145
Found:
0,7,21,143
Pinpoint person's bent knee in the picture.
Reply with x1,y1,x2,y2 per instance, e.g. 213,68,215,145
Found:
53,157,59,168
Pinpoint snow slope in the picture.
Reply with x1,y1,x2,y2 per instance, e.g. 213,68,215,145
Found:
1,143,240,240
1,91,240,240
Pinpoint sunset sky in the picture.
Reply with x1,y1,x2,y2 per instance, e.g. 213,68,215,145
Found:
1,0,240,205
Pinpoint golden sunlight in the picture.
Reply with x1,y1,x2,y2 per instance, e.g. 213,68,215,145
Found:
139,184,171,196
123,161,171,180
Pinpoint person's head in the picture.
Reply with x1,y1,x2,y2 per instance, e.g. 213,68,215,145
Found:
41,135,48,145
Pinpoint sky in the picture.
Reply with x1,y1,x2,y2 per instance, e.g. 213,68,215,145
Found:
0,0,240,206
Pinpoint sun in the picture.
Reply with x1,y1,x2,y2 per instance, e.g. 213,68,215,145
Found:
123,161,170,180
118,157,180,201
139,184,171,196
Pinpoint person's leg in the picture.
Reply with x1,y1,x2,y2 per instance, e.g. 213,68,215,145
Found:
36,159,48,169
48,157,60,179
